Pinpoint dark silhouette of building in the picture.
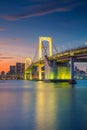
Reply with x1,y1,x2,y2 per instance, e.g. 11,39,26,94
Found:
16,63,25,79
10,66,16,75
0,71,5,79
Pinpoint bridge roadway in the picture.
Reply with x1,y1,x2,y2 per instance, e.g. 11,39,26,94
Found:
31,46,87,66
52,46,87,62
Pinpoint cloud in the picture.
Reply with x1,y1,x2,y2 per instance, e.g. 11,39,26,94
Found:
0,57,14,59
0,27,6,31
1,0,85,21
3,7,69,21
0,38,23,46
9,38,23,43
0,38,37,58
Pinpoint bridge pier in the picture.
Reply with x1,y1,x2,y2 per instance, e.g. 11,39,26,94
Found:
38,65,42,80
29,72,32,80
38,64,44,80
70,57,74,79
69,57,76,84
24,72,32,80
24,57,32,80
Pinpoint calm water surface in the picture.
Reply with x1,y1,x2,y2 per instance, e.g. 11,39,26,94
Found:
0,80,87,130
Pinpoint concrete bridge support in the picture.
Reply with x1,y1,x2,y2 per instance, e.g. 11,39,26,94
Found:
57,66,70,80
44,56,51,80
69,57,76,84
49,60,58,80
70,57,74,80
38,56,76,82
38,64,43,80
24,58,32,80
44,58,71,81
24,71,32,80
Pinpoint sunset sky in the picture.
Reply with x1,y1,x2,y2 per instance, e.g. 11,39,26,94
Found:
0,0,87,72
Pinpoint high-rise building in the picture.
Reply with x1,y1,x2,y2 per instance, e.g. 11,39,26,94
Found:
16,63,25,79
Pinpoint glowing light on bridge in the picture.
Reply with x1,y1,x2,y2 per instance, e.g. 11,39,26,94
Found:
24,57,32,80
57,67,70,79
38,36,53,80
25,37,87,81
38,36,52,60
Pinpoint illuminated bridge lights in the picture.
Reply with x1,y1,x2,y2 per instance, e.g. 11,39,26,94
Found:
26,37,87,81
24,57,32,80
38,36,52,60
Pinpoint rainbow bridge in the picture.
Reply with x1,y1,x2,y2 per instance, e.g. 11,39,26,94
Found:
25,37,87,83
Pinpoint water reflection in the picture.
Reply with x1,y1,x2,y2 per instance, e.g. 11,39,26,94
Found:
35,82,58,130
0,80,87,130
34,82,71,130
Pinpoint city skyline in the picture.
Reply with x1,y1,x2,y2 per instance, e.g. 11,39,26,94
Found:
0,0,87,72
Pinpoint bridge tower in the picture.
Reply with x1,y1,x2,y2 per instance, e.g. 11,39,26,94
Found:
24,57,32,80
38,36,52,80
38,36,52,59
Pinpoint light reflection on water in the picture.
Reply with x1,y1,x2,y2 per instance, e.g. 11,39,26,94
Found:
0,80,87,130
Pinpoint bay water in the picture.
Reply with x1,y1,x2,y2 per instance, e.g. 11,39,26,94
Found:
0,80,87,130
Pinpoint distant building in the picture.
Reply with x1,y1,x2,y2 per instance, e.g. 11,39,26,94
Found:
10,66,16,75
16,63,25,79
74,66,86,79
0,71,5,79
74,66,79,73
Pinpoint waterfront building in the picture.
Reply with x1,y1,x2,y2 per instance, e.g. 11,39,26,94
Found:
16,63,25,79
9,66,16,79
0,71,5,80
10,66,15,75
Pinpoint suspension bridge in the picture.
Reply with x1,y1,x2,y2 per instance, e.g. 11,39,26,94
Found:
24,36,87,84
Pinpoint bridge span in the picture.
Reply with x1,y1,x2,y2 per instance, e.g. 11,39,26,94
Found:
52,46,87,62
25,37,87,83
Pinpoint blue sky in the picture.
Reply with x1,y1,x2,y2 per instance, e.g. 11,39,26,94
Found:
0,0,87,72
